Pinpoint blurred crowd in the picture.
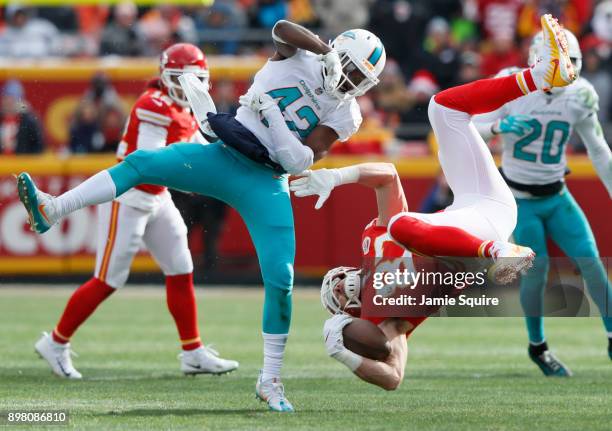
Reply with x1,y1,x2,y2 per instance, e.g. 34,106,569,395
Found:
0,0,611,157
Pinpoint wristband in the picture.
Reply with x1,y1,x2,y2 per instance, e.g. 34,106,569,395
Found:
336,166,360,185
333,348,364,371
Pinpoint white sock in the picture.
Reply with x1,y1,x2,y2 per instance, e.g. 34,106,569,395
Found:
607,332,612,339
262,332,287,382
54,170,116,219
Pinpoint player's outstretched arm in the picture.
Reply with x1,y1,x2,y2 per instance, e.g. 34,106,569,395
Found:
290,162,408,225
575,114,612,198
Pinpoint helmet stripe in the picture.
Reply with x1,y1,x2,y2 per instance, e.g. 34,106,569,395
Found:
367,44,383,67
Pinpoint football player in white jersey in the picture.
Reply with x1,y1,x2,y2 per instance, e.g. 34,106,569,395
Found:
474,29,612,376
16,20,385,412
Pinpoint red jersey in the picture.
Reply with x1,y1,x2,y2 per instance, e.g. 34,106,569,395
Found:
117,80,198,194
360,218,426,337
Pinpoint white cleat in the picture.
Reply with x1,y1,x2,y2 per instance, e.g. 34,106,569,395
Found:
531,14,576,91
34,332,82,379
489,242,536,285
179,345,239,375
255,371,294,412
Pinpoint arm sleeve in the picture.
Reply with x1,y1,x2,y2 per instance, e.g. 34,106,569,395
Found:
136,122,168,151
261,105,314,174
575,113,612,198
321,99,362,142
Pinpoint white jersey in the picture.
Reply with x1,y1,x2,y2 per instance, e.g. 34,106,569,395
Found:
498,77,599,185
235,49,362,162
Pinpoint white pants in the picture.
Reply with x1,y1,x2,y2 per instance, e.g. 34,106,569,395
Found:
401,99,517,241
94,192,193,288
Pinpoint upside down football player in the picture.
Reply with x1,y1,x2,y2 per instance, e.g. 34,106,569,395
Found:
16,21,386,411
473,29,612,375
33,43,238,379
290,15,576,390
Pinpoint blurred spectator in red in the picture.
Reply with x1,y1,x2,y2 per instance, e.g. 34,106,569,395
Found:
76,5,109,37
195,1,247,55
419,16,460,88
139,6,197,54
0,80,43,154
477,0,523,41
0,6,60,58
100,2,145,57
70,73,125,153
313,0,373,34
480,33,523,76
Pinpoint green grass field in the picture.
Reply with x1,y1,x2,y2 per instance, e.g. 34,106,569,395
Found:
0,286,610,430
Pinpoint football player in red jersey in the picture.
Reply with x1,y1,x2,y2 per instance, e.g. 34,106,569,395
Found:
34,43,238,379
290,14,577,389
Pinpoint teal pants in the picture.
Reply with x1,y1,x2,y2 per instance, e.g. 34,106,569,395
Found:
108,142,294,334
514,189,612,344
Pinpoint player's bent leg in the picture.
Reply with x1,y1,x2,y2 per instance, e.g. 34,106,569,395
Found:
427,97,516,209
545,191,612,342
142,198,238,374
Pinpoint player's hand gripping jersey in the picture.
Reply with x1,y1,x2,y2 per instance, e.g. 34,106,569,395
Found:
234,48,363,156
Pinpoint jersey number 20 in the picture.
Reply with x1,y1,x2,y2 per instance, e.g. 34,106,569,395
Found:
513,119,570,164
263,87,320,138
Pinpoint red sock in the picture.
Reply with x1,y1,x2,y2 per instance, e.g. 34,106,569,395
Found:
52,277,115,344
434,70,537,115
166,273,202,351
389,215,494,258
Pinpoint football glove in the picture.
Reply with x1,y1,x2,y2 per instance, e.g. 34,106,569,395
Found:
323,314,353,358
493,115,534,136
238,89,277,113
289,169,341,209
321,49,342,94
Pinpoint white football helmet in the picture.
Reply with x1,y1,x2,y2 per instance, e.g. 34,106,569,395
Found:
529,29,582,76
321,266,362,315
329,29,386,101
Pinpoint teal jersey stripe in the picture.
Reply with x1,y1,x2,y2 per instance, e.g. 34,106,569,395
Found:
367,44,383,66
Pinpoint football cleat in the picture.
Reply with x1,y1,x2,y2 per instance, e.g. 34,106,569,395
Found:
16,173,58,234
529,348,572,377
488,242,535,284
255,371,294,412
179,345,239,375
35,332,82,379
531,14,576,91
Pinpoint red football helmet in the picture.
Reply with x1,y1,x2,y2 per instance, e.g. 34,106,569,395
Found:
160,43,209,107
